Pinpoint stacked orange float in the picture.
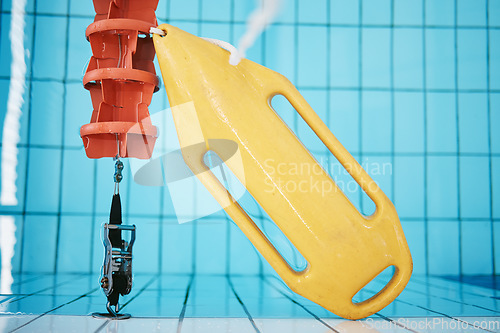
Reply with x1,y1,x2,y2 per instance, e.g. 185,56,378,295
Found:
81,0,159,159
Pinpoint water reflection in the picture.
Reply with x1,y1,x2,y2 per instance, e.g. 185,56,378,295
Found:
0,215,16,294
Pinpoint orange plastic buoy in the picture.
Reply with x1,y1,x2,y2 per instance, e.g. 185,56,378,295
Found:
81,0,160,159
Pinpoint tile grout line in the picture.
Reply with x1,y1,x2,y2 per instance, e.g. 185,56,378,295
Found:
393,297,496,333
89,159,98,273
265,276,416,333
18,0,38,276
3,210,500,222
119,275,158,309
390,0,395,207
402,286,500,315
374,313,422,333
263,276,339,332
53,0,71,275
3,274,89,305
176,274,194,333
157,0,171,279
453,0,463,277
357,0,364,214
227,276,262,333
5,76,500,93
3,10,500,30
9,274,45,287
485,0,495,276
411,276,500,299
363,285,497,333
93,275,159,333
225,0,235,278
2,144,500,157
8,287,99,333
422,0,430,276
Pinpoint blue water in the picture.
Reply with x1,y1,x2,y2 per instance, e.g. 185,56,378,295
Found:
0,0,499,282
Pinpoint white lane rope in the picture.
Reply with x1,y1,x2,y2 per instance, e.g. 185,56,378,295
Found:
1,0,27,206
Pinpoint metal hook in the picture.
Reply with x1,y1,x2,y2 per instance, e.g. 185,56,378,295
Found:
106,301,119,317
92,301,131,320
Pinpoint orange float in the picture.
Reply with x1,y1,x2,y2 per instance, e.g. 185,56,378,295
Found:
81,0,159,159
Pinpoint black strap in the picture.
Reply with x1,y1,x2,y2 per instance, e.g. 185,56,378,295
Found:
107,193,128,306
109,193,122,248
108,274,127,306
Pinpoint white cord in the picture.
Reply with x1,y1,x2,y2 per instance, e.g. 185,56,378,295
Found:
1,0,27,206
149,27,165,36
149,27,242,66
200,38,242,66
236,0,282,61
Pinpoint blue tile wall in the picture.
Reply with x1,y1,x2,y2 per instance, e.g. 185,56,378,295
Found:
331,0,359,25
298,0,327,24
265,25,295,78
25,148,61,213
36,0,68,15
330,27,359,88
22,215,58,273
29,81,64,146
362,28,391,88
196,221,228,274
32,16,67,80
457,0,487,26
394,156,425,218
458,93,489,154
427,156,458,218
200,0,231,22
69,0,94,17
393,28,423,89
494,222,500,274
494,157,500,219
425,0,455,26
60,150,95,214
0,0,497,277
162,222,194,274
329,90,359,152
394,92,424,153
130,217,161,274
362,0,391,25
361,91,391,153
66,18,93,82
394,0,422,26
490,0,500,27
57,215,92,273
425,29,455,90
0,14,13,77
169,0,199,21
428,221,460,275
297,26,327,87
491,31,500,90
459,156,491,219
426,92,457,153
457,30,487,90
461,220,492,275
